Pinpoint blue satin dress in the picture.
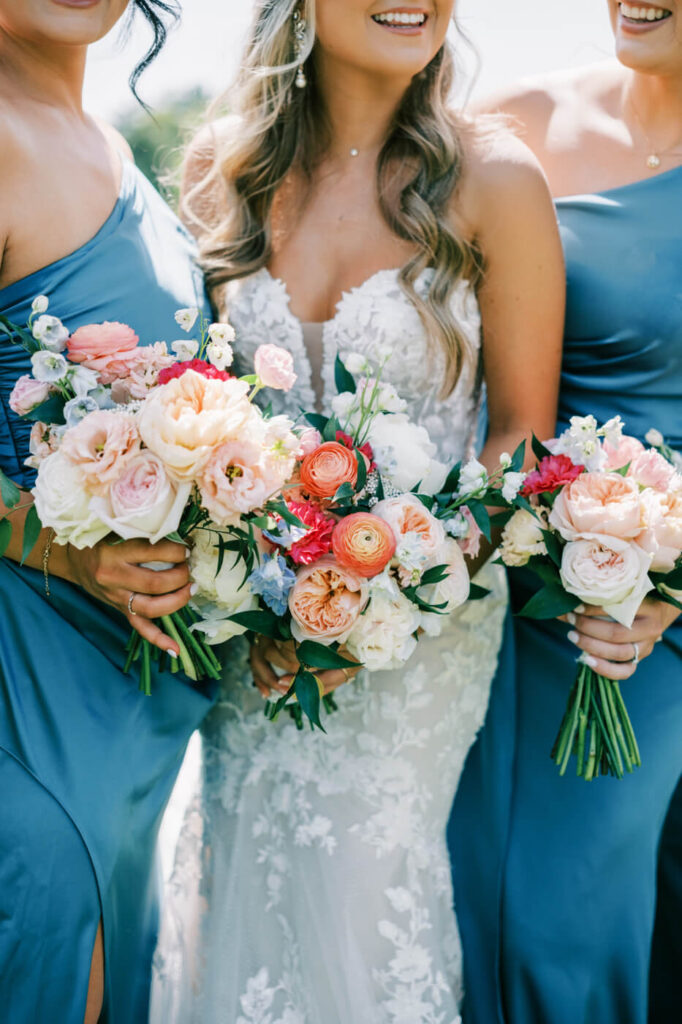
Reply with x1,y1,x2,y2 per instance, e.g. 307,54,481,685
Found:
0,159,215,1024
449,166,682,1024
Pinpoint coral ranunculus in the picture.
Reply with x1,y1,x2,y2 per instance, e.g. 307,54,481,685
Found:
521,454,584,496
332,513,396,577
289,555,369,645
299,441,358,499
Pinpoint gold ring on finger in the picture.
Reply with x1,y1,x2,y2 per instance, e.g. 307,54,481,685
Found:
631,641,640,666
128,591,138,616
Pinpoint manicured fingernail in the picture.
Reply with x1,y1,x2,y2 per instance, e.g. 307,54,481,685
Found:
566,612,577,626
190,583,199,596
575,604,586,613
185,548,191,559
579,653,598,668
168,650,178,659
567,630,579,645
655,635,663,644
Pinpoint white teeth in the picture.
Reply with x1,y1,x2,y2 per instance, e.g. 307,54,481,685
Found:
619,3,671,21
373,11,428,26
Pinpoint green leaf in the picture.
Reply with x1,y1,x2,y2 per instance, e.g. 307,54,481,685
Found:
531,434,554,461
22,394,66,425
420,564,449,586
0,518,11,558
240,373,259,385
332,481,355,504
509,439,527,473
355,448,367,492
334,354,357,395
541,529,563,568
466,500,492,543
295,668,326,732
652,563,682,590
490,510,514,529
323,416,342,443
228,609,282,638
303,411,328,432
612,462,631,477
21,505,43,565
0,470,22,511
164,531,184,544
518,583,580,619
468,583,491,600
440,461,462,498
0,315,40,354
296,640,359,670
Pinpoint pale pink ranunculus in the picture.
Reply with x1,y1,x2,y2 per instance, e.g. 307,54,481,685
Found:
254,344,297,392
92,451,191,544
67,321,139,369
106,343,175,399
24,421,61,470
59,410,140,495
560,536,653,628
549,472,643,542
635,489,682,572
138,369,252,482
603,435,645,471
628,449,677,492
9,375,51,416
373,493,446,562
297,426,323,457
198,440,283,527
289,555,369,645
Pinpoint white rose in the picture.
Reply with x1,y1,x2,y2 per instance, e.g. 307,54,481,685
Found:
346,581,421,671
171,339,199,361
33,451,110,549
560,536,654,628
91,451,192,544
500,508,548,567
32,315,69,352
420,539,471,637
368,413,446,494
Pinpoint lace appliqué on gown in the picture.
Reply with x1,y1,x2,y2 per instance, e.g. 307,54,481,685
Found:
152,268,507,1024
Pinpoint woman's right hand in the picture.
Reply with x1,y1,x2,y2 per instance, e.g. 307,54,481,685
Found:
66,537,192,655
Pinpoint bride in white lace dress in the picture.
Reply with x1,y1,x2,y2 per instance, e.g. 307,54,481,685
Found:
151,3,564,1022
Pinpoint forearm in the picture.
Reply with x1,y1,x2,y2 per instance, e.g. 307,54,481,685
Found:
1,489,75,583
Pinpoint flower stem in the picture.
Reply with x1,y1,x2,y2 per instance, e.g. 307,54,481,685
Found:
160,615,197,681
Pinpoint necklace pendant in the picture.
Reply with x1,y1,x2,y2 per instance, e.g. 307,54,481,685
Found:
647,153,661,169
350,148,359,157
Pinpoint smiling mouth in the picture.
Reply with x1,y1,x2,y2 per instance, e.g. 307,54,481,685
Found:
619,3,673,23
371,10,429,29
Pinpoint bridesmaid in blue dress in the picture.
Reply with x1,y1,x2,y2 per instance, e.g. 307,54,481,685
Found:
449,3,682,1022
0,3,215,1022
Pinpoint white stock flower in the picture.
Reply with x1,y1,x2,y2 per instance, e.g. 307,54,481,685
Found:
171,338,199,361
500,509,548,567
502,471,526,503
554,415,607,472
32,315,69,352
395,531,429,581
208,322,236,345
331,390,357,424
67,365,100,398
31,295,49,315
206,340,234,371
601,416,624,447
560,537,654,628
346,582,421,672
174,307,199,333
458,458,488,498
343,352,370,375
645,428,664,448
444,511,470,539
33,451,110,549
64,396,100,429
368,413,447,495
31,350,68,383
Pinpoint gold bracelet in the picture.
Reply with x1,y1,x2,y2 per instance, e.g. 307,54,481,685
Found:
42,529,55,598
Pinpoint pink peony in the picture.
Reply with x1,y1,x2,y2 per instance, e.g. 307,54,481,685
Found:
549,472,643,542
636,489,682,572
285,500,335,565
521,454,584,497
628,449,677,492
603,435,645,471
9,375,51,417
59,410,141,495
67,321,139,369
198,440,283,526
289,555,369,645
254,344,297,392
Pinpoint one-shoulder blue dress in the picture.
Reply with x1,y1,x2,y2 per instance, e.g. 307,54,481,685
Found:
449,167,682,1024
0,159,216,1024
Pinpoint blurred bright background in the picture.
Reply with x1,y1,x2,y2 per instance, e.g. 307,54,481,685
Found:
84,0,614,198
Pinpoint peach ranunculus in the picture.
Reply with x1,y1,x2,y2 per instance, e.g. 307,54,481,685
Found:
92,451,191,544
560,536,654,628
254,344,297,391
603,434,645,471
59,409,140,495
138,369,252,482
198,439,284,527
9,375,51,417
289,555,369,645
299,441,358,499
635,488,682,572
67,321,139,369
373,493,446,563
628,449,677,492
549,472,643,542
332,513,397,578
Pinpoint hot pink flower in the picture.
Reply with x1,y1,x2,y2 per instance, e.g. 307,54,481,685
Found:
67,321,139,368
254,344,297,392
9,375,51,416
157,358,233,386
285,500,335,565
336,430,376,471
521,454,584,497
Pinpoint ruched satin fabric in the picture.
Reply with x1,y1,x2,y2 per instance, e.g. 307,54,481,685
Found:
450,166,682,1024
0,160,215,1024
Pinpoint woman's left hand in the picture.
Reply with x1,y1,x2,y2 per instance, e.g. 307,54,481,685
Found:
250,635,361,698
563,597,680,680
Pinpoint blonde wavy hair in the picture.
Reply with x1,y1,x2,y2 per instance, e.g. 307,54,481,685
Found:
185,0,482,396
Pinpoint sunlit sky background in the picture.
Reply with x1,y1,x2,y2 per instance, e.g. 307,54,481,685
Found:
84,0,615,122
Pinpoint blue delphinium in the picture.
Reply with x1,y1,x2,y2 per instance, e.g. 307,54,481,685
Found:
248,553,297,616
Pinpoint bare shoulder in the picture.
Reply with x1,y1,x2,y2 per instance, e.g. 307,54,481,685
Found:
92,116,134,163
461,125,552,230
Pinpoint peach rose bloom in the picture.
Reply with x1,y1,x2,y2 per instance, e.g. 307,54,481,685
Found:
254,344,297,391
67,321,139,369
138,369,252,482
628,449,677,492
603,435,645,471
300,441,358,499
373,493,446,562
60,410,141,495
636,489,682,572
549,472,643,542
198,440,283,527
289,555,369,645
560,536,653,628
332,513,396,577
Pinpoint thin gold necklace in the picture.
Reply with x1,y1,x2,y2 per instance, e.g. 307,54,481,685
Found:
625,88,682,170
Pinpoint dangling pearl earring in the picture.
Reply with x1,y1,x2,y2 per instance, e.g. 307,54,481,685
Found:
292,8,307,89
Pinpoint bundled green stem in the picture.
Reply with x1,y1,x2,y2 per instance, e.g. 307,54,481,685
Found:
125,606,222,696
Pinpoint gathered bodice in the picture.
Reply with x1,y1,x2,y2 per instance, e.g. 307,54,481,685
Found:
0,159,208,487
224,266,483,465
557,165,682,448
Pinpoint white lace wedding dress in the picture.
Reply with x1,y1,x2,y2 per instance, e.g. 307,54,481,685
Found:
151,267,508,1024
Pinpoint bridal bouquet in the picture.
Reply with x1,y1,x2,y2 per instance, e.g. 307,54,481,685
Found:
228,350,525,731
0,296,303,694
499,416,682,780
